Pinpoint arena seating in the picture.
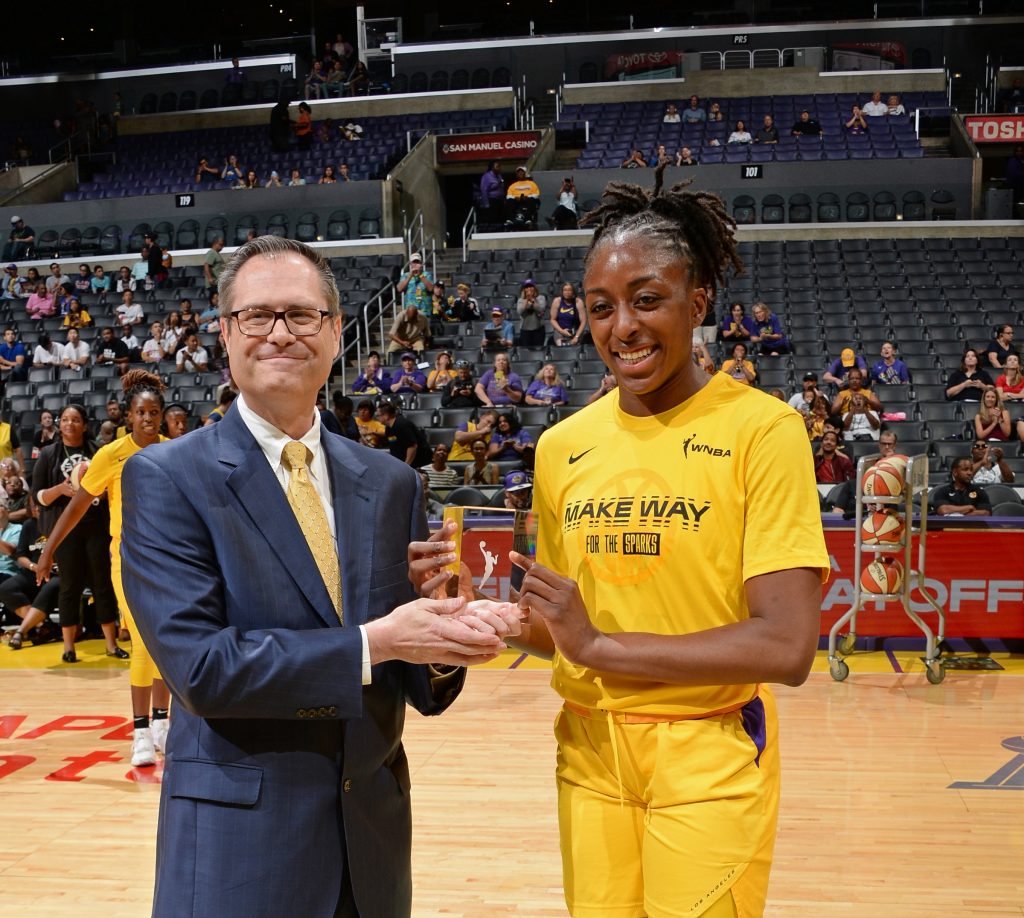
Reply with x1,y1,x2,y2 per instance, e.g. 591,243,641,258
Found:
560,92,948,167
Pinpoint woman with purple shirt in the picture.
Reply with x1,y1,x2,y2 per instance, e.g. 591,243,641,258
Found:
475,352,523,406
524,363,569,406
487,413,534,461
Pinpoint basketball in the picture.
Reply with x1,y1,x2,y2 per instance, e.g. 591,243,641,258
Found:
862,455,908,498
69,460,90,491
860,510,905,546
860,556,904,594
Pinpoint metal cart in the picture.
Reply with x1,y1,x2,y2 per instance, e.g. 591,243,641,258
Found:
827,452,948,684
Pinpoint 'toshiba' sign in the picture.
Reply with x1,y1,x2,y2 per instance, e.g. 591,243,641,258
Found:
963,114,1024,143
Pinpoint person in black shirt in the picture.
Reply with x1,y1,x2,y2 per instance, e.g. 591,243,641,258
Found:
983,325,1016,371
143,233,166,288
930,458,992,516
441,360,482,409
94,326,130,373
755,114,779,144
376,400,431,466
1,494,61,650
791,110,823,137
945,348,993,401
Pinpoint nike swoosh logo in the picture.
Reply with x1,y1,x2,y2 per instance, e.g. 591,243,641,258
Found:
568,447,596,465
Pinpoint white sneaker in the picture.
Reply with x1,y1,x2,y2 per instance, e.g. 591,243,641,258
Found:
131,727,157,767
150,718,169,755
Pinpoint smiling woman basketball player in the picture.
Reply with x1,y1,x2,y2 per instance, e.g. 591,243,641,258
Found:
512,166,829,918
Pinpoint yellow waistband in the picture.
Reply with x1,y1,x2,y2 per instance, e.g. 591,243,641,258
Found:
562,696,755,725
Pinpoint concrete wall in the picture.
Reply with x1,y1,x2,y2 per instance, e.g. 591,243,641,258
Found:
0,164,78,208
389,135,443,250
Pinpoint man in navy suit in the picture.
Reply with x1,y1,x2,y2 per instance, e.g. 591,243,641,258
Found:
121,237,512,917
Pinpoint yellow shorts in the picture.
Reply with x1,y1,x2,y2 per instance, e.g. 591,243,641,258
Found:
112,562,162,690
555,689,780,918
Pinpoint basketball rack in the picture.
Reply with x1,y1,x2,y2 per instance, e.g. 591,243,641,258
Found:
827,452,948,684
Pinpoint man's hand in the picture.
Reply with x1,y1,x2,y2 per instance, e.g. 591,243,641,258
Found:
363,596,504,667
459,598,525,640
511,552,604,666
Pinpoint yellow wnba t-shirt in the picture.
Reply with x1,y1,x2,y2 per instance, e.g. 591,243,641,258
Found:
81,435,168,552
533,372,828,717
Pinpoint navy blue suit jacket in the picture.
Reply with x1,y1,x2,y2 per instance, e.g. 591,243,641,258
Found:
121,406,465,918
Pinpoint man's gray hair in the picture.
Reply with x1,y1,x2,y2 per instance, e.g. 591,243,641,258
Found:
216,236,340,318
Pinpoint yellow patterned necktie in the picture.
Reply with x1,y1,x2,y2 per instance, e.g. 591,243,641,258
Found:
281,441,343,623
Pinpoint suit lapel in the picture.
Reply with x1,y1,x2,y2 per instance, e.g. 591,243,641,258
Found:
217,409,338,629
321,433,374,627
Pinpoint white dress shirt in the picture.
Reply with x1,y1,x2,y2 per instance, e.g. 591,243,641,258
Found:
235,393,371,683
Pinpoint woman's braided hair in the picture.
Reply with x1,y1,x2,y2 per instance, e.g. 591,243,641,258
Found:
580,162,744,298
121,369,166,410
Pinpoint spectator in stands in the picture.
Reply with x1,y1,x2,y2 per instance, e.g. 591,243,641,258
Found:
141,322,166,364
585,371,617,405
996,352,1024,406
985,324,1017,370
97,421,117,445
4,475,29,522
720,302,753,343
932,458,992,516
353,399,386,447
163,404,189,439
550,282,586,348
754,114,779,144
676,147,697,166
871,341,910,385
268,100,291,153
321,392,358,441
476,353,523,407
0,328,27,383
692,339,715,375
481,307,515,350
720,342,756,385
178,299,199,333
464,439,500,486
447,282,481,321
621,148,647,169
479,162,505,224
505,167,541,230
376,400,430,466
728,120,752,144
831,368,882,414
265,171,283,188
422,443,460,490
105,399,125,434
25,282,55,320
887,95,906,117
220,154,244,184
32,409,57,459
352,353,390,395
120,324,142,362
877,429,899,459
516,278,548,348
288,168,306,186
842,392,880,441
194,157,220,184
324,60,347,97
2,264,21,300
45,263,70,296
294,101,313,150
789,371,824,412
804,394,831,441
389,352,427,394
225,57,246,86
427,351,455,391
862,91,888,117
319,165,337,184
204,237,226,296
814,430,854,484
970,440,1015,485
682,95,706,124
974,386,1011,441
203,389,237,425
748,302,789,355
32,332,61,368
15,267,40,299
417,471,445,521
791,110,823,137
648,144,672,167
502,470,532,510
116,290,144,328
143,233,166,288
304,60,327,99
3,217,34,262
396,252,434,317
91,265,110,300
387,304,430,358
94,326,130,374
345,61,370,97
845,106,868,134
708,102,723,120
160,310,186,355
175,333,208,373
338,163,352,182
548,177,579,230
441,361,481,410
823,348,868,388
663,103,681,123
73,263,92,295
61,327,89,372
525,363,568,407
946,348,992,401
236,169,260,189
115,265,134,295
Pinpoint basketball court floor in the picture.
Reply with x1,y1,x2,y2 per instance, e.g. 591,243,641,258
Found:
1,641,1022,917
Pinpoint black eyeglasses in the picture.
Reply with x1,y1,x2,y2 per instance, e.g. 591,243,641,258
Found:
230,308,331,336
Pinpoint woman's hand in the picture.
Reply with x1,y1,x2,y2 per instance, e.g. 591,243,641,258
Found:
510,552,605,667
35,547,55,586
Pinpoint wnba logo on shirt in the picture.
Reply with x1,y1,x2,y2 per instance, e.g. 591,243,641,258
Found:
681,433,732,459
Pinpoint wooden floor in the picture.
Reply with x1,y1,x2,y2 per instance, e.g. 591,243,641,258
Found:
1,646,1023,917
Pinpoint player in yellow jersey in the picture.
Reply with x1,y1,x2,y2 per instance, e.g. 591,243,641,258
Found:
508,167,829,918
37,370,171,768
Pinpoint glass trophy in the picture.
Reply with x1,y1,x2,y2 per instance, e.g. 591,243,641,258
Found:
441,506,537,601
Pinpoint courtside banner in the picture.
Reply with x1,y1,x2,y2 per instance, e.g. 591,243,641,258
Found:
963,114,1024,144
440,522,1024,637
436,131,542,164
